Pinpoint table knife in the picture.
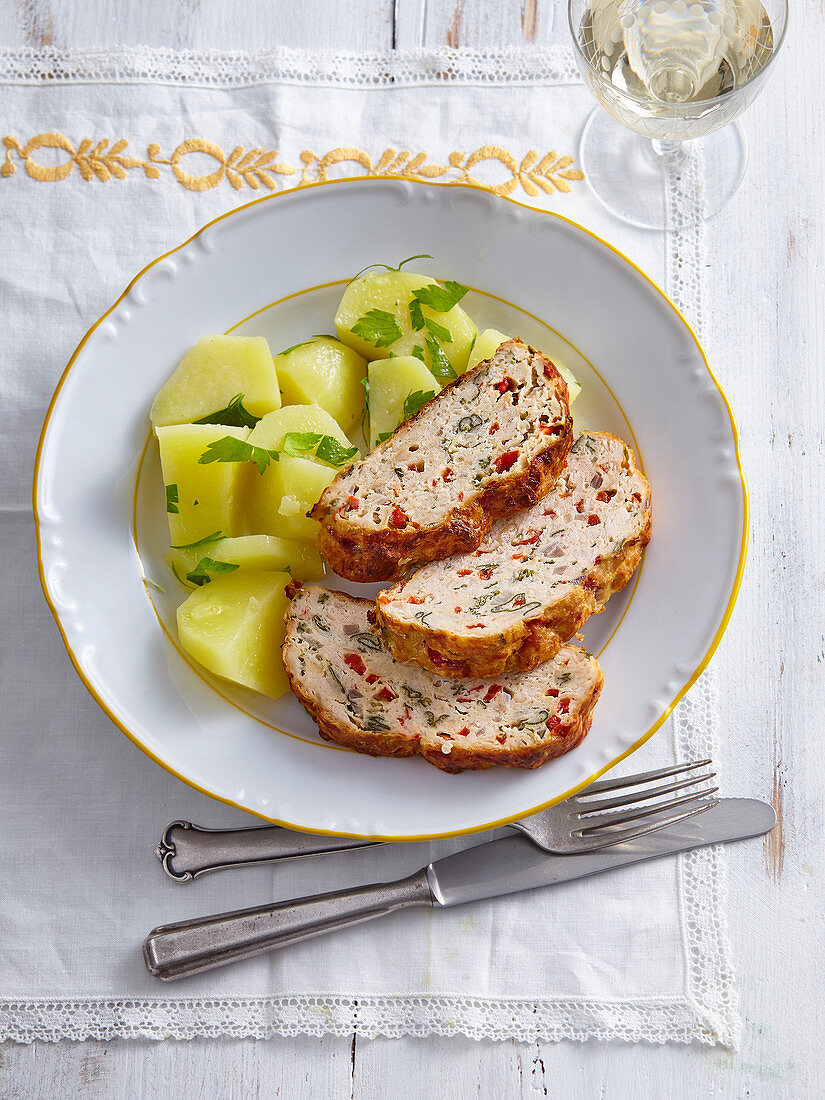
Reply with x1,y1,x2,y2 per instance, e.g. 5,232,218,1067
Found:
143,797,774,980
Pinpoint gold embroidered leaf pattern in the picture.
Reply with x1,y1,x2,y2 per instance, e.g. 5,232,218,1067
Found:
0,133,584,200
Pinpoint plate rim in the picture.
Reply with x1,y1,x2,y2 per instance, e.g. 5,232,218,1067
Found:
32,176,749,840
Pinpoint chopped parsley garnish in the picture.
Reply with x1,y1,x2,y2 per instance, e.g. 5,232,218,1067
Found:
198,435,280,475
194,393,260,429
425,335,456,379
412,280,468,313
349,254,435,283
360,374,370,435
409,298,425,331
282,432,358,468
403,389,436,419
171,531,222,550
351,309,403,348
424,317,453,344
185,557,239,586
165,484,179,514
410,344,426,363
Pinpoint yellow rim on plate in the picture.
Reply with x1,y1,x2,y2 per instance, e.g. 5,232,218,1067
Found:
33,177,749,841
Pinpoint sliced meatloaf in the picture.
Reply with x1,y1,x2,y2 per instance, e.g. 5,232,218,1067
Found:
375,432,651,678
310,340,572,582
282,586,602,774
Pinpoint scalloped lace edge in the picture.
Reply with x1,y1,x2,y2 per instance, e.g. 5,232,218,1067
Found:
0,44,580,88
0,989,732,1045
0,675,738,1048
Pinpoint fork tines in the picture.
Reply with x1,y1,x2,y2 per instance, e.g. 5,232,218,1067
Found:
570,759,719,848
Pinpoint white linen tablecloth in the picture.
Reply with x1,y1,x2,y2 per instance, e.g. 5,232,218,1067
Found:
0,45,736,1045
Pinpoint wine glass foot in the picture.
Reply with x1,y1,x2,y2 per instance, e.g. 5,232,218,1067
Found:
579,109,748,231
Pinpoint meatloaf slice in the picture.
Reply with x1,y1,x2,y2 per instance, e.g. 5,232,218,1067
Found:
310,339,572,582
282,586,602,774
375,432,651,679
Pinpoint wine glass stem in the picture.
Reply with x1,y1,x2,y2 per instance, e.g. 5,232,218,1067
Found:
648,138,687,168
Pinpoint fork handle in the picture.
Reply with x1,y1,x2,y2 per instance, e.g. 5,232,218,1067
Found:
155,820,378,881
143,869,434,980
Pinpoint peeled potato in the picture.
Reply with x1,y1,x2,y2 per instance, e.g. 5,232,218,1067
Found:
335,270,478,377
275,336,366,434
367,357,441,449
156,424,248,545
166,534,325,589
244,452,337,544
176,570,292,698
150,335,280,427
467,329,581,404
246,405,355,455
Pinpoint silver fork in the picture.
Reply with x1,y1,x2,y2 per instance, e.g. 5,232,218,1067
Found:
156,759,718,881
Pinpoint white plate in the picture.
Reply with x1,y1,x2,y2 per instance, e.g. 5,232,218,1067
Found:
35,179,747,840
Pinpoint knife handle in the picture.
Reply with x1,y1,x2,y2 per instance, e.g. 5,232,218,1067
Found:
155,820,379,882
143,869,434,980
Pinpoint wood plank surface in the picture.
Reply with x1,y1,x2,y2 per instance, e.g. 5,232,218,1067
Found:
0,1,822,1097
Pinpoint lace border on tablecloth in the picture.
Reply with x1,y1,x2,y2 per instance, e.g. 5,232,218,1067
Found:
0,675,737,1047
0,44,580,88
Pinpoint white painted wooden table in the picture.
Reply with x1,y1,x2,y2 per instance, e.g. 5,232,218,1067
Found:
1,2,822,1097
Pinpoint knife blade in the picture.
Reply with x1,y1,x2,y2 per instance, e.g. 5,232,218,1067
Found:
426,797,775,906
144,798,773,980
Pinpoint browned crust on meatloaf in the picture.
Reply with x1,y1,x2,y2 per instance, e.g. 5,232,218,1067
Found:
311,341,573,582
418,668,603,773
375,432,651,678
282,589,602,775
379,526,649,679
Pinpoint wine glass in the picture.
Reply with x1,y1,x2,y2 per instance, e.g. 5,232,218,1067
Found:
568,0,788,228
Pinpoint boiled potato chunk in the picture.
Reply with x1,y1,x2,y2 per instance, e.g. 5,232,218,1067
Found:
157,424,248,545
244,452,337,543
246,405,355,456
367,357,442,449
176,570,291,698
150,335,280,427
467,328,581,404
166,534,324,589
335,271,478,378
275,336,366,434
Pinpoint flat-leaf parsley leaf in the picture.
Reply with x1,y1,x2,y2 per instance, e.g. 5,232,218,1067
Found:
282,432,357,468
403,389,435,419
198,435,280,475
425,335,456,379
351,309,402,348
412,280,468,313
186,557,240,586
195,393,260,429
424,316,453,343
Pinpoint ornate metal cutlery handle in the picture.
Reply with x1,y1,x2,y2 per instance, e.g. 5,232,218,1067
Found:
155,820,378,882
143,869,434,979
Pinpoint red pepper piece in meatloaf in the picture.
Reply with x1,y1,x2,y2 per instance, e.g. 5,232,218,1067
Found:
310,340,572,582
282,586,603,774
375,432,651,678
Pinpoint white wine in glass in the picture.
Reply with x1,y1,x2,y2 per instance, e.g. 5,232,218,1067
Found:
569,0,787,228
